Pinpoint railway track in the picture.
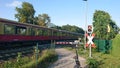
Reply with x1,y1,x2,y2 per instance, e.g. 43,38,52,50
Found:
0,46,34,62
0,43,53,62
0,40,77,62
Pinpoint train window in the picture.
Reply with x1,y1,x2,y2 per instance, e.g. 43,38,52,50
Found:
53,31,57,36
65,33,67,36
4,24,15,34
59,31,62,36
46,30,49,36
16,26,26,35
51,30,53,36
68,33,70,36
62,32,66,36
54,31,60,36
31,28,36,36
36,28,38,35
28,27,36,36
56,31,60,36
38,29,42,36
42,29,48,36
48,29,52,36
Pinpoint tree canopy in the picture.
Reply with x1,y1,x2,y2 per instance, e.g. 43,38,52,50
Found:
93,10,119,40
52,24,84,34
15,2,35,24
15,2,51,26
14,1,84,34
37,14,50,27
62,24,84,34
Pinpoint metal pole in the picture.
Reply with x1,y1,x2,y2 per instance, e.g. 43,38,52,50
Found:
75,44,81,68
83,0,88,51
89,34,92,58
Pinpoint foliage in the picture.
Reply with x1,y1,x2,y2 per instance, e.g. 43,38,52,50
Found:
37,14,51,27
79,34,120,68
15,2,52,26
16,52,23,67
64,34,120,68
22,49,58,68
4,61,14,68
52,24,84,34
111,34,120,57
62,24,84,34
3,52,30,68
93,10,119,40
87,58,100,68
1,49,57,68
15,2,35,24
52,26,62,29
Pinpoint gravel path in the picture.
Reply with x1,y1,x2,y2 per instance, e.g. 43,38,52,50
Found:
48,48,87,68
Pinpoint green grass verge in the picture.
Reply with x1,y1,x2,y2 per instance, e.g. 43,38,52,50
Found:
111,34,120,57
86,34,120,68
0,49,58,68
22,49,58,68
64,34,120,68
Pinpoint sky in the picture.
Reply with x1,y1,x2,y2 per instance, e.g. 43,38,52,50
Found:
0,0,120,30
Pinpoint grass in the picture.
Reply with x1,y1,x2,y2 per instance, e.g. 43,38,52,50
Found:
0,49,58,68
64,34,120,68
111,34,120,57
88,34,120,68
22,49,58,68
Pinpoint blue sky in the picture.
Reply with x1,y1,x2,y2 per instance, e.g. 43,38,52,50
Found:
0,0,120,29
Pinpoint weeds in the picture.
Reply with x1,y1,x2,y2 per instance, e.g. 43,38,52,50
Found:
1,48,57,68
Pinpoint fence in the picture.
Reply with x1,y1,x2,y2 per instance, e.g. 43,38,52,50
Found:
94,40,112,53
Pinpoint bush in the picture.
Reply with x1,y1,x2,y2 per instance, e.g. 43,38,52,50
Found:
4,61,14,68
87,58,100,68
1,49,57,68
38,50,58,68
22,49,58,68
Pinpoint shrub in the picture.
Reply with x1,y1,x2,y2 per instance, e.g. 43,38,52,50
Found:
1,48,57,68
22,49,58,68
4,61,14,68
87,58,99,68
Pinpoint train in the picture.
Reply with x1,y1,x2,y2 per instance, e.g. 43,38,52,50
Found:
0,18,84,49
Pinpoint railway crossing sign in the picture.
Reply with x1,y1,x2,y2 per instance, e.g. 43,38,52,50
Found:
86,25,96,57
86,33,96,48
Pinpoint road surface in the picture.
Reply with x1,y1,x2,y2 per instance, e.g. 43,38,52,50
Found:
48,48,87,68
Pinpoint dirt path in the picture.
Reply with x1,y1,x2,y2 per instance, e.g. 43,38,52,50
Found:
48,48,87,68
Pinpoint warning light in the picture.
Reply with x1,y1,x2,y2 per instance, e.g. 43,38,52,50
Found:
88,25,92,33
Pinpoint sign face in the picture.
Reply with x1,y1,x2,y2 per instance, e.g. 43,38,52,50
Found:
86,33,96,48
88,25,92,33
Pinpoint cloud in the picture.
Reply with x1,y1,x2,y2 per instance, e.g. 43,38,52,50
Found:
6,1,22,7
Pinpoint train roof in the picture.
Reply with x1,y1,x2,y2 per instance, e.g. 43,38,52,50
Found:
0,18,83,35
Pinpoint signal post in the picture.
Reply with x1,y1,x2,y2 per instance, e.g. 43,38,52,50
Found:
86,25,96,57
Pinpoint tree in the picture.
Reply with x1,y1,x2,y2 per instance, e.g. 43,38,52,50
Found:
15,2,35,24
52,26,62,29
37,14,50,27
93,10,118,40
61,24,84,34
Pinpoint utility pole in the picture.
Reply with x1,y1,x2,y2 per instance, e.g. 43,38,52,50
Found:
83,0,88,51
89,34,92,58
